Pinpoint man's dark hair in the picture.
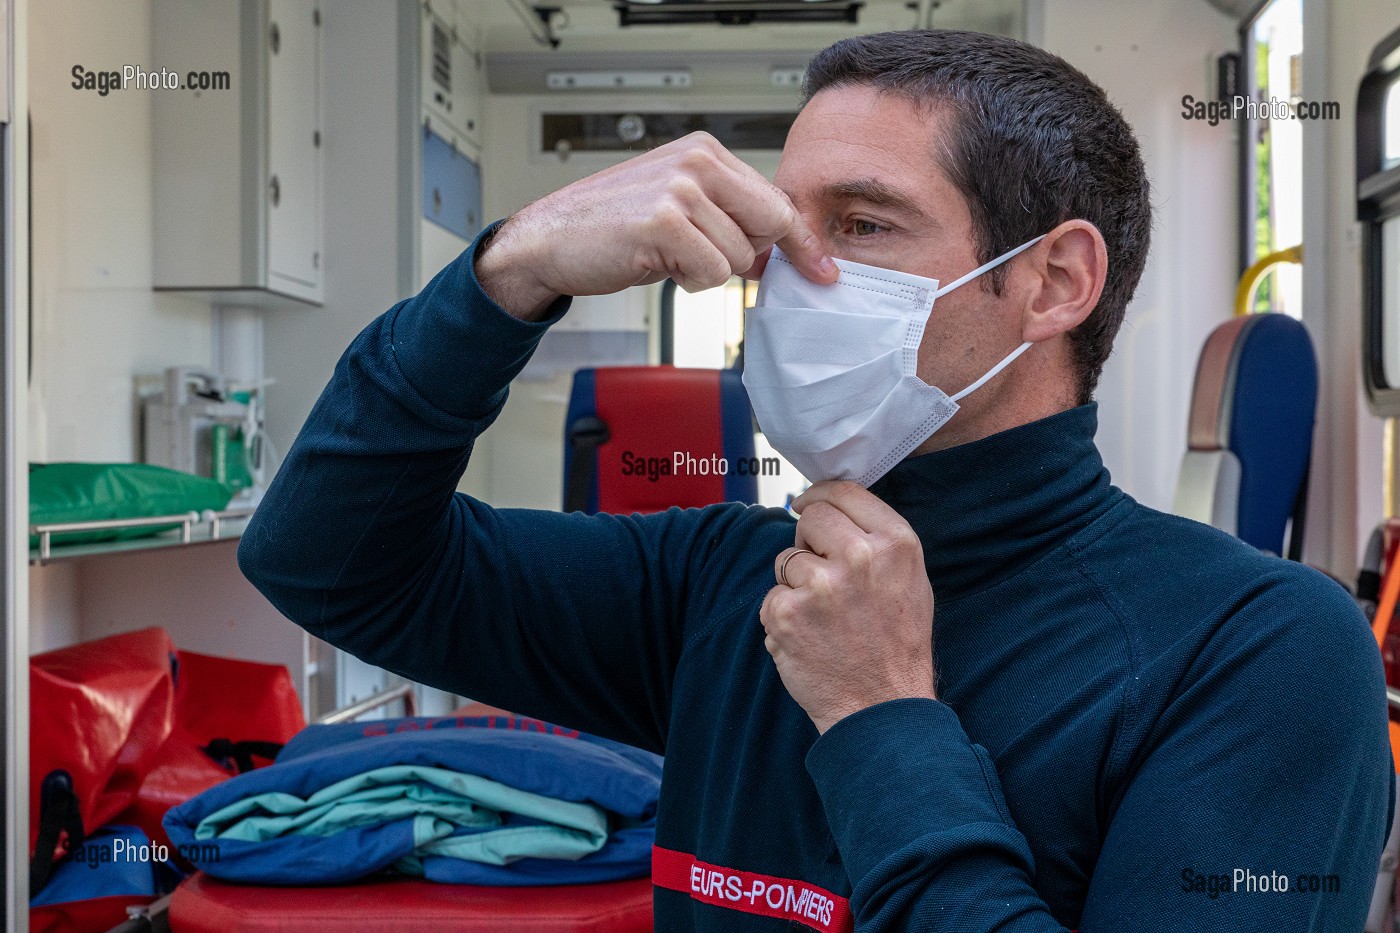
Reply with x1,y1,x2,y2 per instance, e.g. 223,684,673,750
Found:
803,29,1151,404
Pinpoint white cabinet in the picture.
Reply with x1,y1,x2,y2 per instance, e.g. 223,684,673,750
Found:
266,0,323,297
153,0,324,306
421,0,484,154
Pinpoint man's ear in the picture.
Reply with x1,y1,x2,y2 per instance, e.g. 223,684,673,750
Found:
1021,220,1107,343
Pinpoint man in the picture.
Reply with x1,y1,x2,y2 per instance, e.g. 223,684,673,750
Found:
239,29,1392,932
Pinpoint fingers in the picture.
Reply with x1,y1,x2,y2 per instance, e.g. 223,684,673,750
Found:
678,134,837,286
792,481,906,535
708,172,836,286
688,197,759,279
759,583,801,642
774,209,838,285
793,501,866,561
654,208,738,293
773,546,822,589
739,245,773,281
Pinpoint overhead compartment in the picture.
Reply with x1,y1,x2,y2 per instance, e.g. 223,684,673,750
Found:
152,0,324,307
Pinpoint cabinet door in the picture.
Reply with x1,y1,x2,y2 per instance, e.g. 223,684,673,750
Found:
266,0,322,301
453,8,483,151
421,2,455,137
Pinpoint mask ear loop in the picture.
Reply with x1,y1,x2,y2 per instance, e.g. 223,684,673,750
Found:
950,341,1034,402
931,234,1046,300
933,234,1048,404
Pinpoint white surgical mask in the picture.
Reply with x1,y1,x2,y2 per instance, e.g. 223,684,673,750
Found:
742,236,1045,487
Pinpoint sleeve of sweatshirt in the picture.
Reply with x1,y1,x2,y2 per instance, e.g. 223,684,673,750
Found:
237,222,747,755
804,569,1394,932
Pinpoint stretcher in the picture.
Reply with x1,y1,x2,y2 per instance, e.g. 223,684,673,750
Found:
110,692,655,933
166,871,653,932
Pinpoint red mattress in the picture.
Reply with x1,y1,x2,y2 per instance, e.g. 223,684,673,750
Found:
169,872,654,932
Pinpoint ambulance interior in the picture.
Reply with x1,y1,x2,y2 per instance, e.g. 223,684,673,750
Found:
8,0,1400,929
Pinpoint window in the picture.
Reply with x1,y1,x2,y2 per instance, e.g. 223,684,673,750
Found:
1384,218,1400,388
1358,28,1400,416
1386,79,1400,169
1242,0,1304,318
667,276,752,369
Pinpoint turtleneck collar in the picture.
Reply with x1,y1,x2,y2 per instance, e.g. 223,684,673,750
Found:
869,404,1122,602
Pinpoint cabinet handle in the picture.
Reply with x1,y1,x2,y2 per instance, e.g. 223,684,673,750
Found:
269,175,281,207
269,22,280,54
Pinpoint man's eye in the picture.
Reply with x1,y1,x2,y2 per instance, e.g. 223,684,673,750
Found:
852,219,884,236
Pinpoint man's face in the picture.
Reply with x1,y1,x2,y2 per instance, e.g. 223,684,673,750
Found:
773,84,1034,439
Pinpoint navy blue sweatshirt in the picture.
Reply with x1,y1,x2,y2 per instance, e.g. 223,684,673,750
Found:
239,225,1394,932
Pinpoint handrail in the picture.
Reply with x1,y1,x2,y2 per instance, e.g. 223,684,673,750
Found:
1233,244,1303,317
32,511,201,561
315,683,418,725
30,506,257,562
202,506,256,539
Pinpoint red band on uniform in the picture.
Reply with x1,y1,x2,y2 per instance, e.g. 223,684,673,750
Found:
652,845,855,933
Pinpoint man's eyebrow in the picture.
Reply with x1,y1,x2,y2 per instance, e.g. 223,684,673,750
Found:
817,178,927,218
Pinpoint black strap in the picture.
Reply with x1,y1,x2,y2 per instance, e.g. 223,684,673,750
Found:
1286,460,1311,563
203,738,285,774
564,416,610,513
30,771,84,899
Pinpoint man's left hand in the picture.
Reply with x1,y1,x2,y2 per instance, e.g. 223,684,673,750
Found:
759,481,937,734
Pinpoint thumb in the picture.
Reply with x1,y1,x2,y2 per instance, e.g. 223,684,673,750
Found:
774,202,838,285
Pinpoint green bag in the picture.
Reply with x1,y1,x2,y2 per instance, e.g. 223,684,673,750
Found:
29,463,236,549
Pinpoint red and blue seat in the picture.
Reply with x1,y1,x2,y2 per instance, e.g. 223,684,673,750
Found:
564,366,758,514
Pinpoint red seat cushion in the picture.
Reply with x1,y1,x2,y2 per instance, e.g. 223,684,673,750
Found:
593,367,726,514
169,872,653,932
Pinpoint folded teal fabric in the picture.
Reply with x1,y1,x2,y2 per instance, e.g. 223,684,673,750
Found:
165,715,662,886
194,764,610,870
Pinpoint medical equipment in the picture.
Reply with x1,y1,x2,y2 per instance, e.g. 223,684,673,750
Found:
143,367,275,505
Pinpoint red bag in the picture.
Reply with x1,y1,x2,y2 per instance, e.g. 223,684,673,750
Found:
31,895,145,933
30,629,307,893
171,649,305,749
118,650,306,849
29,628,176,880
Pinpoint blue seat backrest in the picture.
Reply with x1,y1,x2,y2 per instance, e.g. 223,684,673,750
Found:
1227,314,1318,555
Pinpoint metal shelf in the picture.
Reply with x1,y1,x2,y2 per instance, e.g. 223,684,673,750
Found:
29,508,255,566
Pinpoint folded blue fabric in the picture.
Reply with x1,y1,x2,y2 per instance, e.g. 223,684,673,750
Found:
163,714,662,886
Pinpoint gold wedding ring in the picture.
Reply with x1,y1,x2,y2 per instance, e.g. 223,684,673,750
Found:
777,548,815,588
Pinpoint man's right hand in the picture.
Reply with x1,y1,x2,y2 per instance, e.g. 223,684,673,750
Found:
474,131,838,321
